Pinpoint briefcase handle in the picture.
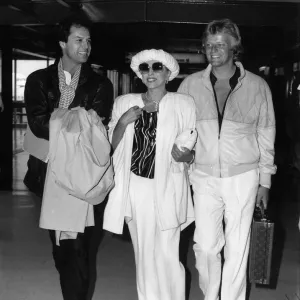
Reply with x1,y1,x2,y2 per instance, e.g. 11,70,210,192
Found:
253,205,270,222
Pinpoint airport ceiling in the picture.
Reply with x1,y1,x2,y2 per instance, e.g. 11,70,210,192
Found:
1,0,300,69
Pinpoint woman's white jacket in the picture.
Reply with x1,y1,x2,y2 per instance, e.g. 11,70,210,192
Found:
103,92,196,234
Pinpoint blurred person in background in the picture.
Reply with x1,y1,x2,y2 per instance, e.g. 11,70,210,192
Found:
0,92,4,112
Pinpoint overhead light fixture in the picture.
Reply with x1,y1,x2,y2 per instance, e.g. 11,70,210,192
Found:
55,0,71,8
80,3,104,22
8,5,22,12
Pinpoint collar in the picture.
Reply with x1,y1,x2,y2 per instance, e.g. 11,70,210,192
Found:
204,61,245,85
210,65,240,90
51,60,93,86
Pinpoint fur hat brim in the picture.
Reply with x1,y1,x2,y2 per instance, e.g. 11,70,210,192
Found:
130,49,180,81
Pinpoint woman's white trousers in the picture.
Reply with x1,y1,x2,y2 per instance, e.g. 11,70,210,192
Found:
127,172,185,300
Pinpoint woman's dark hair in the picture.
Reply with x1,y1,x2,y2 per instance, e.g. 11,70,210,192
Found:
57,15,92,43
202,19,243,61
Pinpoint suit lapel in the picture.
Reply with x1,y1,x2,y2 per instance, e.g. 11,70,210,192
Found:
48,63,60,109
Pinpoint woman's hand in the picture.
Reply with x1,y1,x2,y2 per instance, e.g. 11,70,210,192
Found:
111,106,142,152
171,144,194,163
119,106,142,126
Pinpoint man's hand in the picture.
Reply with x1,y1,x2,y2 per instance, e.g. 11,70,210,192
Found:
256,185,269,209
171,144,194,163
119,106,142,126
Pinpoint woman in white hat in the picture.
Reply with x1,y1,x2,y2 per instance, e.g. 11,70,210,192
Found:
104,49,196,300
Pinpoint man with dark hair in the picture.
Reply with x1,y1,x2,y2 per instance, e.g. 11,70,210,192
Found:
24,16,113,300
178,19,276,300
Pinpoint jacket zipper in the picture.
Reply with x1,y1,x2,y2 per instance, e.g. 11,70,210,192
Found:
213,88,233,140
212,86,234,177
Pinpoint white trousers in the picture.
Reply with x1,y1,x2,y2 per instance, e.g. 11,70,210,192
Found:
127,172,185,300
190,169,259,300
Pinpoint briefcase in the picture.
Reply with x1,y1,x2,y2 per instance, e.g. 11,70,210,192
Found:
249,206,275,285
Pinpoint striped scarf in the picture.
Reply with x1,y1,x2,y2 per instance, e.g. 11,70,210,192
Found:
58,60,81,109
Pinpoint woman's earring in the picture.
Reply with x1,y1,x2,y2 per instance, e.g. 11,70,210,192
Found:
166,79,169,84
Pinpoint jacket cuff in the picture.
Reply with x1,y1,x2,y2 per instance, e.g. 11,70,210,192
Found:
259,172,271,188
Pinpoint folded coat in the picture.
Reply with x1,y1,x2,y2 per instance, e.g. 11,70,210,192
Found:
40,107,113,244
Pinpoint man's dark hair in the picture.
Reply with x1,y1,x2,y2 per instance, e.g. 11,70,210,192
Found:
202,19,243,61
57,15,92,43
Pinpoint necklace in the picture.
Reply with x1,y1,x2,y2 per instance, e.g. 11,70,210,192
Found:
144,91,167,112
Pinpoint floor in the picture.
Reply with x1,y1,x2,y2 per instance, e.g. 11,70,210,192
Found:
0,128,299,300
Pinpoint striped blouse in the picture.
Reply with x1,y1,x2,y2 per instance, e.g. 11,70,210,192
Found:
130,109,157,179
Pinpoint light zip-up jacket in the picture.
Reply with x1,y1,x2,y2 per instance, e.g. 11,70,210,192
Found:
103,93,196,234
178,62,276,187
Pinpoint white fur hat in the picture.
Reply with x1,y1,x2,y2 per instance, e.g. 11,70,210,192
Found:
130,49,180,81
